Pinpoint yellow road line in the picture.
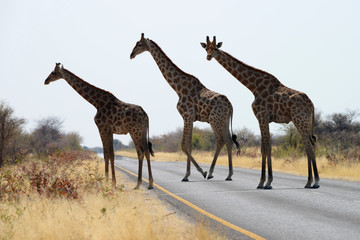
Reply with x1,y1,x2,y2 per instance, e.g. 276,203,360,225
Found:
115,163,265,240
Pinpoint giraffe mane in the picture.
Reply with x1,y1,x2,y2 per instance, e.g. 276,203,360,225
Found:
62,68,116,98
221,50,280,82
149,40,199,81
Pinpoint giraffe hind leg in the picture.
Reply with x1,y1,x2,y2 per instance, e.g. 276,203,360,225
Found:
145,140,154,189
134,146,144,190
293,118,320,189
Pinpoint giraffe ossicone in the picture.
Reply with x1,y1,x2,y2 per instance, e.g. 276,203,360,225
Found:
45,63,155,189
201,36,319,189
131,33,240,181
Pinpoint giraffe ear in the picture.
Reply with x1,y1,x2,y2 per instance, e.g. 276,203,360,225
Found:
200,42,207,49
217,42,223,48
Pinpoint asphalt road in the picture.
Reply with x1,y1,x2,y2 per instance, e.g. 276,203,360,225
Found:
115,156,360,240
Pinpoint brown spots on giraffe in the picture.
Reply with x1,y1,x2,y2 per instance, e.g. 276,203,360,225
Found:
205,40,319,187
261,90,269,99
255,78,263,86
231,68,239,76
256,84,266,94
175,83,182,92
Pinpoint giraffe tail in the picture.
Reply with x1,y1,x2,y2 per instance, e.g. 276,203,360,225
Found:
232,135,241,156
310,107,317,146
230,109,241,156
146,118,155,157
148,142,155,157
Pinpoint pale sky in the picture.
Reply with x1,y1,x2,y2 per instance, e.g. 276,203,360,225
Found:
1,0,359,147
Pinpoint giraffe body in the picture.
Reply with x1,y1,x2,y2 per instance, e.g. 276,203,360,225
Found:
131,34,240,181
201,37,319,189
45,63,154,189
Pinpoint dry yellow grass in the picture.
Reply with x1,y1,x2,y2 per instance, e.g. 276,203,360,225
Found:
0,156,224,240
116,149,360,181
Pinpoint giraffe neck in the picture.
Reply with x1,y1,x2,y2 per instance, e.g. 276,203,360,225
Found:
147,40,205,97
214,50,282,96
61,69,114,109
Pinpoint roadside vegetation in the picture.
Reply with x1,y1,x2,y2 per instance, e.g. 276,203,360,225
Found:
0,101,82,168
118,110,360,181
0,151,223,239
0,101,224,239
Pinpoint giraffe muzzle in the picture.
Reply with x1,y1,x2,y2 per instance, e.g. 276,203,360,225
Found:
130,52,136,59
206,55,212,61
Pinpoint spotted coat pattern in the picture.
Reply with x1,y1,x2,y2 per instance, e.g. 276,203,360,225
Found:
131,34,240,181
202,36,319,189
44,63,154,189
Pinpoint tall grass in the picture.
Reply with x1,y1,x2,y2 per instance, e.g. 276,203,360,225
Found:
116,149,360,181
0,151,224,240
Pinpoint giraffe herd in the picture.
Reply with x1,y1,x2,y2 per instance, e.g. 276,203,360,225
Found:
45,33,320,190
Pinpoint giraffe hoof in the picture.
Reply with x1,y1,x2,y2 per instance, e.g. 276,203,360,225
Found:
207,175,213,180
182,178,189,182
134,186,140,190
304,183,312,188
311,183,320,189
264,185,273,190
225,177,232,181
203,171,207,179
257,185,264,189
148,185,154,190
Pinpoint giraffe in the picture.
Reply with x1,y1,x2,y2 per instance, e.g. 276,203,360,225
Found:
201,36,319,189
130,33,240,181
44,63,155,189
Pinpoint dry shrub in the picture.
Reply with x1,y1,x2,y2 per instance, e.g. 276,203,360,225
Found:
0,150,104,202
0,150,224,240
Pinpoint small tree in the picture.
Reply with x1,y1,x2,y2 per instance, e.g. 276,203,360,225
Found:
0,102,25,167
30,117,63,156
236,127,261,147
60,132,83,151
113,139,126,150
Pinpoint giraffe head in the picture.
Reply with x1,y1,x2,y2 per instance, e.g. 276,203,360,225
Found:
130,33,149,59
44,63,64,85
200,36,222,61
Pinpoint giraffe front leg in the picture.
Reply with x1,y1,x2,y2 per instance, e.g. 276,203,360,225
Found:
181,120,207,181
257,123,272,189
108,137,116,188
100,131,115,186
207,148,220,180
